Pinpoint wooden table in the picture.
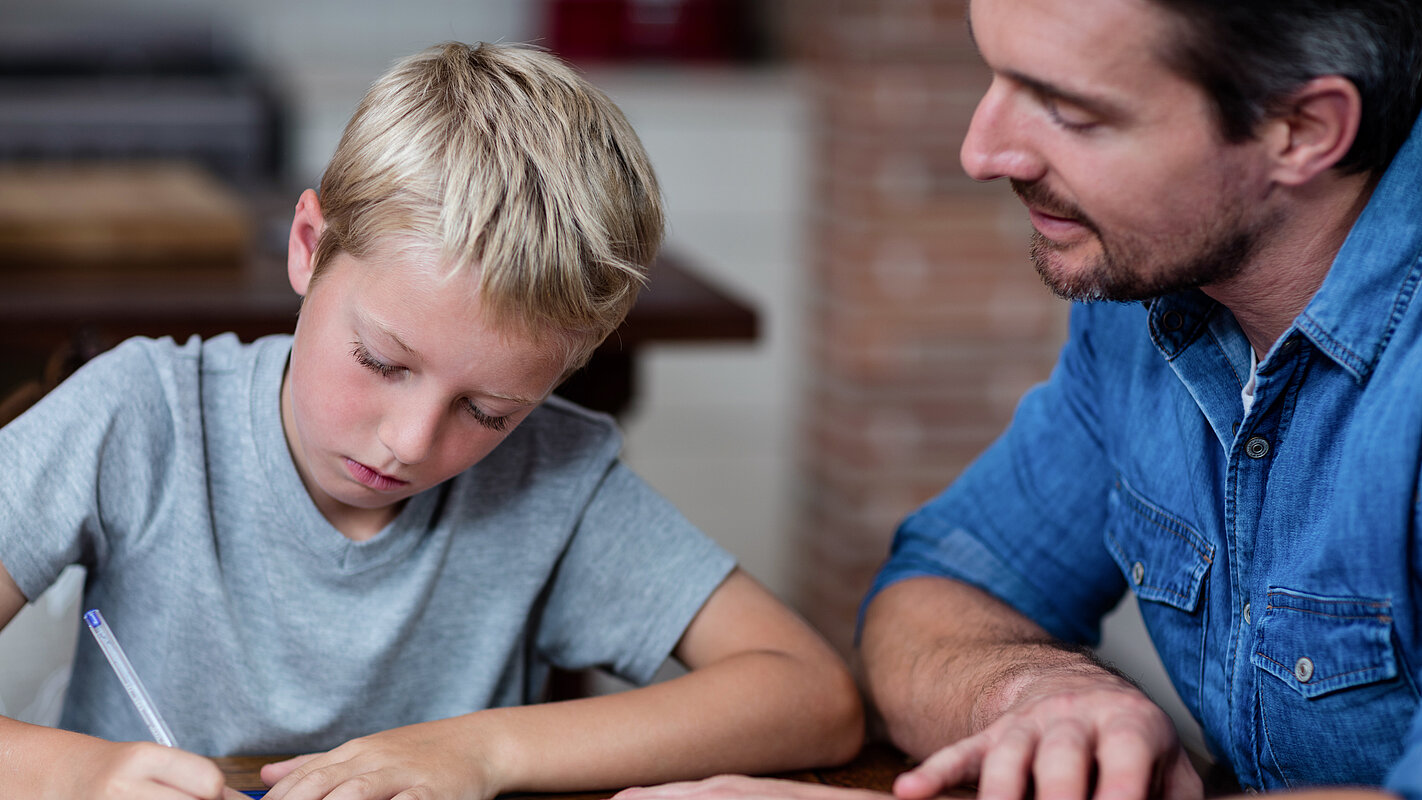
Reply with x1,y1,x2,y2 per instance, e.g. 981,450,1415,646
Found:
215,743,914,798
0,165,758,420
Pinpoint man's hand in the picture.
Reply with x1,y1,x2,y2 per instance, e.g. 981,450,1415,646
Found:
891,674,1201,800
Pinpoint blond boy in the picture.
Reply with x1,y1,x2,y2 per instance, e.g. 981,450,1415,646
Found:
0,42,862,800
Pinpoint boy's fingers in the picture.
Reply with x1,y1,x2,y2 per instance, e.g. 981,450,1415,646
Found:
129,745,228,800
260,753,318,788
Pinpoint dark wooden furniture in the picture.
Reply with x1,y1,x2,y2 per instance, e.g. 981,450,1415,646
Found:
0,165,757,421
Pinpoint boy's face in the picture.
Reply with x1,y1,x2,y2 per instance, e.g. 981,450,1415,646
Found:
281,245,567,539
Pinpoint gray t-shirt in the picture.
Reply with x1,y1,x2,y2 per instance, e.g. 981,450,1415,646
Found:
0,334,734,756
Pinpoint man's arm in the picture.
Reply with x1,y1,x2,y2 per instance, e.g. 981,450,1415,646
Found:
862,576,1200,800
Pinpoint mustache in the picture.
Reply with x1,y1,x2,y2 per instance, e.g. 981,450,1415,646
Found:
1010,179,1089,223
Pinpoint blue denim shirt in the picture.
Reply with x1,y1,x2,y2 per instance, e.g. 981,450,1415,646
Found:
868,112,1422,794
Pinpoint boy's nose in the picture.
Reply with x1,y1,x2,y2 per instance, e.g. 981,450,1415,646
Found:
960,79,1046,184
380,402,441,466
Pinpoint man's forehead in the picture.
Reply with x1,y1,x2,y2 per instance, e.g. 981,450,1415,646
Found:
966,0,1177,93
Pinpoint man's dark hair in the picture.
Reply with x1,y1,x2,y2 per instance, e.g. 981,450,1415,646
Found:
1149,0,1422,175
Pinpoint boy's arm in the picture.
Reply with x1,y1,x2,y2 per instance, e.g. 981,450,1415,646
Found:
0,560,239,799
260,567,865,800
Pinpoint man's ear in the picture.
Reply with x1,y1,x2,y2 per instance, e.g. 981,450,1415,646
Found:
1262,76,1362,186
288,188,325,297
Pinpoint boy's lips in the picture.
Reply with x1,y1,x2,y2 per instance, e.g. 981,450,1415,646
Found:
344,458,410,491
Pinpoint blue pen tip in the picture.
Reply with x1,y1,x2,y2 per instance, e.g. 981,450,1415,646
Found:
84,609,101,628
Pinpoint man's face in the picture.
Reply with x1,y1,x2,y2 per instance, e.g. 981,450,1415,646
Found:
961,0,1278,301
282,247,567,538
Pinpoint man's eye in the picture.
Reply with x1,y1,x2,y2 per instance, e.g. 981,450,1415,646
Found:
1043,98,1096,132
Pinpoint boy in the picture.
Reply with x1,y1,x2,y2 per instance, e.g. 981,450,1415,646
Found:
0,42,863,800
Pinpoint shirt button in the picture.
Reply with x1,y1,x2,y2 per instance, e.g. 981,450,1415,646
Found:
1243,602,1251,624
1294,657,1315,683
1130,561,1145,585
1245,436,1271,459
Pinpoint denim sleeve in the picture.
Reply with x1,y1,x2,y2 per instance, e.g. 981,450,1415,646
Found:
861,304,1131,646
1386,705,1422,800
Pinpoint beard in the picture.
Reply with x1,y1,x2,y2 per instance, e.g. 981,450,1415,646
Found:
1011,178,1265,303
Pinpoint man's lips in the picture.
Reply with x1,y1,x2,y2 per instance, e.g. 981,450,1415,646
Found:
1026,205,1089,241
345,458,410,491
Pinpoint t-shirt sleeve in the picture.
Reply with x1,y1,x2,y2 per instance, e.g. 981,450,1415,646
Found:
861,303,1130,646
534,459,736,685
0,339,188,601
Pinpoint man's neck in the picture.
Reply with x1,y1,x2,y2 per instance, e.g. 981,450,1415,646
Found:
1201,171,1377,357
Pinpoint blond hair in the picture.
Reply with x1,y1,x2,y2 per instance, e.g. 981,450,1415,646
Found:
314,42,663,369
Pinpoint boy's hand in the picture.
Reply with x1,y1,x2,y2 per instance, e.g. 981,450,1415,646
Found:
56,738,238,800
258,718,498,800
616,776,893,800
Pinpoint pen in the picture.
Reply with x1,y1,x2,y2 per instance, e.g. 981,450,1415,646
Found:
83,609,178,748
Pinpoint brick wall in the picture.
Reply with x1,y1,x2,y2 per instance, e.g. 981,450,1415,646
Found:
787,0,1070,653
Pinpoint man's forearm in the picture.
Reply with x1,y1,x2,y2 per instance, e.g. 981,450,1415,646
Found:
858,576,1117,758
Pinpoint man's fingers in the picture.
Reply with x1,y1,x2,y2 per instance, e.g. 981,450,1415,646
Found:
1031,721,1093,800
893,739,984,799
1089,725,1160,800
1159,751,1205,800
975,726,1037,800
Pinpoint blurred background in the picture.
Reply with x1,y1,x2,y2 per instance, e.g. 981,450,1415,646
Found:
0,0,1201,760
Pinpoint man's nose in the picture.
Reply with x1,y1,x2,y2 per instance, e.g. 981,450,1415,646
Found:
959,78,1046,184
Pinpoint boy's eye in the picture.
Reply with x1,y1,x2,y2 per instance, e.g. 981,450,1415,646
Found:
462,400,510,432
352,342,402,378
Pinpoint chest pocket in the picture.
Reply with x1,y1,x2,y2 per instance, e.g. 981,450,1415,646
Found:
1250,589,1414,787
1104,477,1212,713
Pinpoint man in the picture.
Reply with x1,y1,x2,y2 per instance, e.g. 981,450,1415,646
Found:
616,0,1422,799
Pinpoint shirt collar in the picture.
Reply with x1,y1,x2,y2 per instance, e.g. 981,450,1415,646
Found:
1147,112,1422,382
1295,111,1422,382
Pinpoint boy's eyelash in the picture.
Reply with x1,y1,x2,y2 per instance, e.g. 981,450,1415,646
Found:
352,342,401,377
354,340,510,432
463,401,510,432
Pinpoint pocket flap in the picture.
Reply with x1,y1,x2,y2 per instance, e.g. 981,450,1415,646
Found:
1250,589,1396,699
1104,478,1212,612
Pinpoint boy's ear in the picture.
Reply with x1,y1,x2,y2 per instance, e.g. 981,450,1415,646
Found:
287,189,325,297
1261,75,1362,187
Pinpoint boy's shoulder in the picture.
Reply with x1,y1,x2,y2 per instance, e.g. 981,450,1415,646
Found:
518,394,621,446
493,394,625,469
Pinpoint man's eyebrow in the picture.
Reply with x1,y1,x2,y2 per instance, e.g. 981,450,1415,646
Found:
1004,69,1126,120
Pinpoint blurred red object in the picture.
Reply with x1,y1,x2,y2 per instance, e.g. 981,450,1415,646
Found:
543,0,752,62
